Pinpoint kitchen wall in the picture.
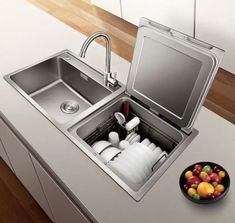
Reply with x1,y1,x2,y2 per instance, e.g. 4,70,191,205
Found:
92,0,235,75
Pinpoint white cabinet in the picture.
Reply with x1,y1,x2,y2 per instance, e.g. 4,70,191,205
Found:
93,0,122,17
196,0,235,74
0,138,13,171
0,118,54,221
31,156,90,223
121,0,195,36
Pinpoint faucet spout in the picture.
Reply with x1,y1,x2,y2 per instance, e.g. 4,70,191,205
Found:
79,32,118,87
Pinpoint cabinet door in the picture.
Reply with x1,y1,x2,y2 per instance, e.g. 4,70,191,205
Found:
196,0,235,74
0,118,54,221
121,0,195,36
0,138,13,171
31,156,90,223
93,0,122,17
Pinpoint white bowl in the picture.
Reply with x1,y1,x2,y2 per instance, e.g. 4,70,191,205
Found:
92,140,112,154
100,147,121,162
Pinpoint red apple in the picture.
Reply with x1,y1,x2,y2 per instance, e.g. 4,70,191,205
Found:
203,175,211,183
187,176,201,187
210,173,221,183
193,168,200,175
213,190,221,198
195,164,202,172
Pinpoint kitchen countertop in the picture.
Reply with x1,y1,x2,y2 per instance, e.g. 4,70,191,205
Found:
0,1,235,222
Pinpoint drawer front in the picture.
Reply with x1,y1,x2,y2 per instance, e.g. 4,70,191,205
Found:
0,118,54,221
32,156,90,223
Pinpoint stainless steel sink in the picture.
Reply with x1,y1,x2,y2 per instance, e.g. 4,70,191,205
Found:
5,50,125,125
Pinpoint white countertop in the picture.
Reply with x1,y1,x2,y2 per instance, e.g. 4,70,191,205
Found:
1,1,235,223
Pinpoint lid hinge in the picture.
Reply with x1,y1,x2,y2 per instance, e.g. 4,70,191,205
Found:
150,108,191,135
129,95,151,111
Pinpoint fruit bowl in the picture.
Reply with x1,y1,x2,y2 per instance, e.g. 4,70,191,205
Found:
179,162,230,204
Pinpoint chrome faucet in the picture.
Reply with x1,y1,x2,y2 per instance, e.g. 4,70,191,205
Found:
79,32,118,87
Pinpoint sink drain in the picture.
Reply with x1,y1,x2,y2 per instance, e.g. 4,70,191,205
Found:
60,101,79,114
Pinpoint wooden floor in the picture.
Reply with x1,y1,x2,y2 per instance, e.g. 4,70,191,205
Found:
0,0,234,222
0,158,52,223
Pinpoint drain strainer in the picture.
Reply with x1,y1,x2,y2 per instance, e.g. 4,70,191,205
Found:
60,100,79,114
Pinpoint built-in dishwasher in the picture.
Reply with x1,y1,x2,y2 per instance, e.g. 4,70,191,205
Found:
68,18,224,200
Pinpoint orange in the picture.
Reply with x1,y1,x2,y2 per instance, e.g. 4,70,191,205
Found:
218,171,226,178
187,188,197,197
215,184,225,193
185,170,193,179
197,182,214,198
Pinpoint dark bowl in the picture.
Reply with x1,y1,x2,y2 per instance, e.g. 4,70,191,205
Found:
179,162,230,204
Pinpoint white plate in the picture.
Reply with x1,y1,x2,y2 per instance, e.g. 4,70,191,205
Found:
125,131,135,141
148,142,157,151
110,159,138,184
100,147,121,162
129,134,141,144
127,133,137,143
125,144,152,174
92,140,112,154
120,150,149,180
141,138,151,146
116,156,143,184
152,146,163,159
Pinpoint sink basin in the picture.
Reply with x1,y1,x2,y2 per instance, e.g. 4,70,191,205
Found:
5,50,125,124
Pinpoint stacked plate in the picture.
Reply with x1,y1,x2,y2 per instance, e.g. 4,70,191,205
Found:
110,142,167,186
92,132,168,186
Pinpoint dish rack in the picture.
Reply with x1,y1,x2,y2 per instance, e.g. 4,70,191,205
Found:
84,112,174,155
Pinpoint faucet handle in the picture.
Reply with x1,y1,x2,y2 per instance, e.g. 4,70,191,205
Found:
107,72,118,87
112,72,117,79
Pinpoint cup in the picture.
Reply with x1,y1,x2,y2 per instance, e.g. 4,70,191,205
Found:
108,131,120,147
119,140,130,150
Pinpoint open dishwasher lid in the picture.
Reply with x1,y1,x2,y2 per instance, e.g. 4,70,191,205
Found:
126,17,224,134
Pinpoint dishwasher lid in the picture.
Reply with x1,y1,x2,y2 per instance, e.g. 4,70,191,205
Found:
126,17,224,134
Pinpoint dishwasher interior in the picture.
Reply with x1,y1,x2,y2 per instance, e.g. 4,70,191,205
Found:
70,96,190,197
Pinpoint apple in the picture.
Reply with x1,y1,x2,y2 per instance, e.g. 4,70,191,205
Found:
210,173,221,183
213,190,221,198
194,164,202,172
193,168,200,175
202,165,213,174
203,175,211,183
187,176,201,187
